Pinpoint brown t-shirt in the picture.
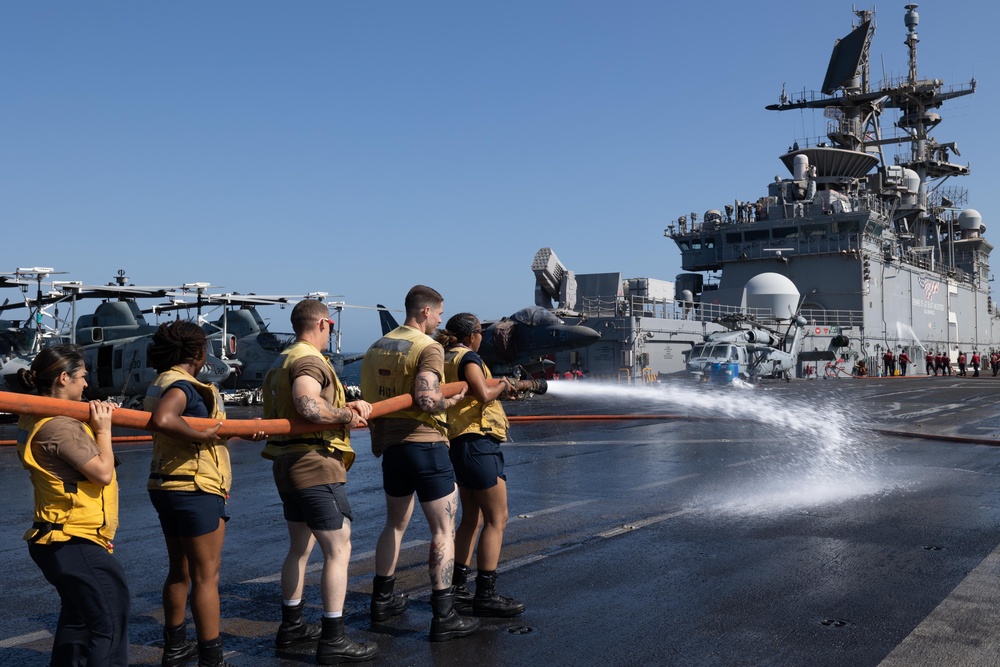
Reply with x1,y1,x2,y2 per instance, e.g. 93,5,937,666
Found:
369,343,448,455
271,354,348,492
31,417,99,482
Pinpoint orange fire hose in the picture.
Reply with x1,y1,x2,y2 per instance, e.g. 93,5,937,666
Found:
0,381,479,439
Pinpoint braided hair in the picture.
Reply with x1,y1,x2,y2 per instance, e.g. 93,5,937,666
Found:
435,313,479,348
147,321,207,374
17,344,86,397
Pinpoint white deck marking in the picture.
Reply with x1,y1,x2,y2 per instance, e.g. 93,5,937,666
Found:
0,629,51,648
879,544,1000,666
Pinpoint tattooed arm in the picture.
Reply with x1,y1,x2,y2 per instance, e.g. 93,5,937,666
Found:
291,375,370,427
413,369,466,413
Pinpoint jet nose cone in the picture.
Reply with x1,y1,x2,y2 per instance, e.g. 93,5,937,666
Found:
567,325,601,349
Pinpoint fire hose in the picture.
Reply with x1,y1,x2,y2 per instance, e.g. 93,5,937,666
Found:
0,377,548,440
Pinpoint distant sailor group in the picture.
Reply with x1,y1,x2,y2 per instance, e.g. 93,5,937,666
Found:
15,284,525,666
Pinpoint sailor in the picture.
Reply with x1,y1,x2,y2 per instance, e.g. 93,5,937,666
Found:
958,351,967,377
925,351,934,375
943,351,953,376
260,299,378,664
882,349,895,377
972,351,981,377
853,359,868,377
360,285,478,642
991,351,1000,376
145,321,263,667
435,314,526,619
898,350,910,376
15,345,129,667
934,352,944,376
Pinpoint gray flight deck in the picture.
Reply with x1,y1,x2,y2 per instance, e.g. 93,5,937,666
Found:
3,375,1000,666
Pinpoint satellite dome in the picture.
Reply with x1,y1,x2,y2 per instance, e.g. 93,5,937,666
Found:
744,273,800,319
959,209,983,231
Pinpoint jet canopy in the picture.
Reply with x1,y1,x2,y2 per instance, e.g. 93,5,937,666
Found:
510,306,563,327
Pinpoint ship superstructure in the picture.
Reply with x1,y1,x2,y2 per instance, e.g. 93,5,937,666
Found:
537,5,996,381
666,4,993,366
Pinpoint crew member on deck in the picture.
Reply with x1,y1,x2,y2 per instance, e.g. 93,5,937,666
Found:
972,351,981,377
958,351,967,377
898,350,910,376
145,321,264,667
926,351,934,375
16,345,128,667
436,313,526,619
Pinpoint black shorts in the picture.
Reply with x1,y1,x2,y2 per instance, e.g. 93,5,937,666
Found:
381,441,455,502
278,483,353,531
449,433,506,491
149,490,229,538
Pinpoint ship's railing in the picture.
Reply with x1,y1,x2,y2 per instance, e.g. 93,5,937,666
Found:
579,295,772,323
798,308,864,328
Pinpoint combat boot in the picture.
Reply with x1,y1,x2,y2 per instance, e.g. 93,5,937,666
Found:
473,570,526,617
316,616,379,664
197,636,234,667
275,600,321,649
452,564,474,610
429,587,480,642
161,623,198,667
369,574,409,623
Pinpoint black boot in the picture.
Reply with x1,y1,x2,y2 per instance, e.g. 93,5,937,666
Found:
197,636,234,667
316,616,379,664
452,564,474,610
429,587,480,642
162,623,198,667
473,570,526,618
275,600,321,649
369,575,409,623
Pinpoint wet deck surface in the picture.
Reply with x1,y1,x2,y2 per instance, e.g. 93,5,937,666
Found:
4,374,1000,666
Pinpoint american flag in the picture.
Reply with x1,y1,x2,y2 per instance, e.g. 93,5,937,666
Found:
918,276,940,300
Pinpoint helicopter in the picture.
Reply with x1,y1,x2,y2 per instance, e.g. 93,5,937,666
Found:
376,303,600,377
682,273,811,383
145,291,376,404
0,268,78,393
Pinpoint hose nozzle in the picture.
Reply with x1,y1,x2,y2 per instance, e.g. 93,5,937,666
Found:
515,378,548,395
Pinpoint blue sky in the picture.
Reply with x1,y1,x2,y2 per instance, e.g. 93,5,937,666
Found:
3,1,998,352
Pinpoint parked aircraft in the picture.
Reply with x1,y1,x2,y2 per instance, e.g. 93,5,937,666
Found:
376,304,600,377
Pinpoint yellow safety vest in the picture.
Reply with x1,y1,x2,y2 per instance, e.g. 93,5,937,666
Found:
144,367,231,496
361,326,447,436
443,347,509,441
260,340,355,470
17,416,119,552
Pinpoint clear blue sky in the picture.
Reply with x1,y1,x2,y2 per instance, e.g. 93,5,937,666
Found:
3,1,997,352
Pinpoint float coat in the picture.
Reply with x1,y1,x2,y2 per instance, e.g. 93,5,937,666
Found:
361,326,447,437
260,340,355,470
17,416,118,551
443,347,509,442
144,367,230,496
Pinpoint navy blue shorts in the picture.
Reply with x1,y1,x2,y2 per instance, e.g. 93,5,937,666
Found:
278,483,353,531
381,441,455,502
449,434,506,491
149,490,229,538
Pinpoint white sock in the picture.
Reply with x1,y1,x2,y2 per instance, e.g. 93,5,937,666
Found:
323,610,344,619
283,598,301,607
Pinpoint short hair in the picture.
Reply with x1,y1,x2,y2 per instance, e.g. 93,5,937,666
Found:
291,299,330,335
404,285,443,318
147,321,208,373
18,344,86,396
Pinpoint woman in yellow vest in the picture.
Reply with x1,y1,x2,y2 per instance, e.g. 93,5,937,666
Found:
145,321,250,667
435,313,526,618
16,345,129,666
